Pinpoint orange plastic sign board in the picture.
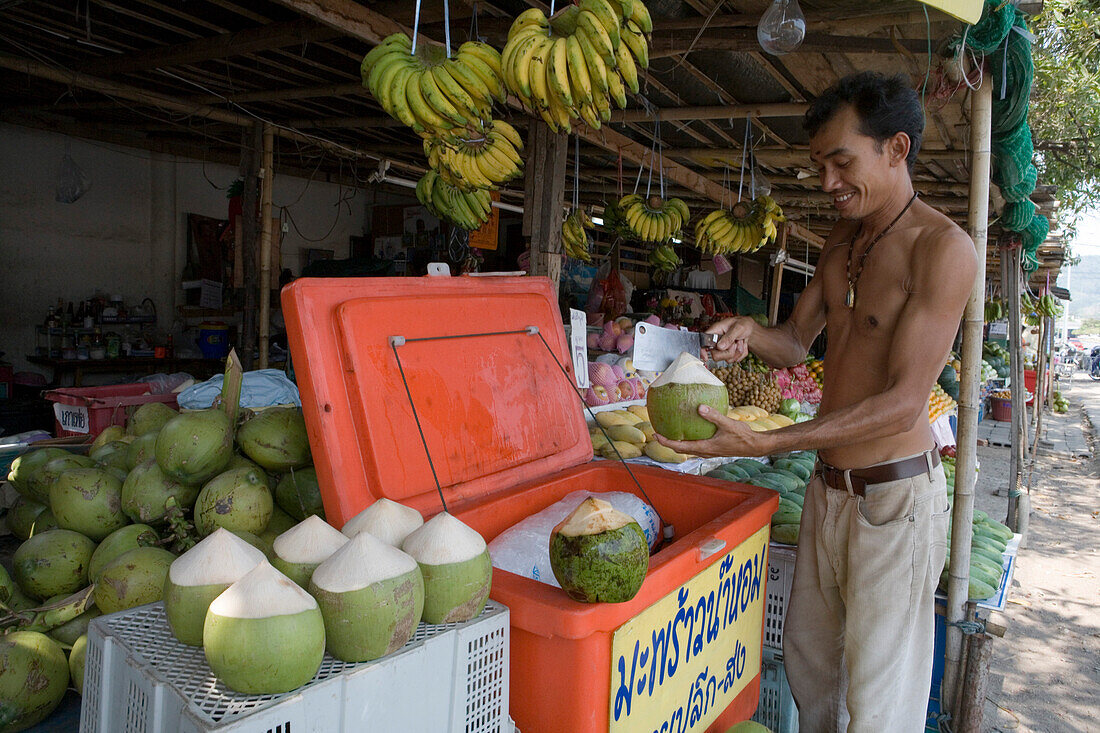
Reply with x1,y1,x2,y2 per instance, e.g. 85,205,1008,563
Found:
468,191,500,251
918,0,982,24
281,276,591,528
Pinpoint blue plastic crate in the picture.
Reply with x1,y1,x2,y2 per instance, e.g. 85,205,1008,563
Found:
751,647,798,733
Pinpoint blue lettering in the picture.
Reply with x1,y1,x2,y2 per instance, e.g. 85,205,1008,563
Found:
613,640,638,720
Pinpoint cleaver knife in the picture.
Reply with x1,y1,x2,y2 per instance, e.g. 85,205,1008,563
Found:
632,324,719,372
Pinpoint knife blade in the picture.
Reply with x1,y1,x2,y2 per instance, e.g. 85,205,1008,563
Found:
631,324,719,372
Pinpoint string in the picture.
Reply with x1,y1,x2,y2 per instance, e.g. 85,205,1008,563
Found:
443,0,452,58
738,117,749,201
920,4,931,111
468,1,479,42
573,135,580,210
411,0,422,54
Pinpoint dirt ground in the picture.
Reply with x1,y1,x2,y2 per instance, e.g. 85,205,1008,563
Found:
973,373,1100,733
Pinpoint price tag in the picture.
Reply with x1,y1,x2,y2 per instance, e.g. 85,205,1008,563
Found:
988,320,1008,339
570,308,589,389
53,403,89,434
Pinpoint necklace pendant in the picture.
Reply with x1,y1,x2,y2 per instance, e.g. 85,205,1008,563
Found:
846,285,855,309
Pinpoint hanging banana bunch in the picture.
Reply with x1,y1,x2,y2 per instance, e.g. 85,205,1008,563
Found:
694,195,785,255
647,243,681,272
1036,292,1062,318
415,169,493,231
361,34,506,142
423,120,525,192
561,209,595,262
617,194,689,243
983,298,1004,322
501,0,652,132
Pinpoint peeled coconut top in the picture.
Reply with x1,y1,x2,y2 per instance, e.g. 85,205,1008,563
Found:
557,498,637,537
649,352,724,388
169,527,267,586
273,515,348,564
311,530,419,593
341,498,424,546
401,512,486,566
208,560,318,619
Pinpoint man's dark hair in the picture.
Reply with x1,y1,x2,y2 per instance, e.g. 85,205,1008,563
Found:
804,72,924,171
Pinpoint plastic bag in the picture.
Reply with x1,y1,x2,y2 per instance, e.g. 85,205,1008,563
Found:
488,490,660,587
176,369,300,410
584,261,633,319
136,372,195,394
55,152,92,204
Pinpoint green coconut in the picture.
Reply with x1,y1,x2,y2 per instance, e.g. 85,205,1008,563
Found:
163,528,267,646
0,565,12,604
91,425,126,452
12,529,96,600
28,454,96,503
258,506,297,547
49,467,129,541
90,440,132,472
128,402,177,437
194,466,273,537
236,407,312,472
275,467,325,521
6,586,37,612
125,431,159,471
549,497,649,604
232,530,274,559
7,497,47,541
309,530,423,662
271,515,348,589
70,634,89,696
0,631,70,730
155,408,235,484
27,508,59,537
44,593,101,647
88,524,160,582
401,512,491,624
342,498,423,547
121,459,201,524
7,447,69,499
203,561,325,694
92,546,176,615
645,351,729,441
224,453,263,472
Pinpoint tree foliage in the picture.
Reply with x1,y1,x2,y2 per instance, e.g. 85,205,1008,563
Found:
1030,0,1100,231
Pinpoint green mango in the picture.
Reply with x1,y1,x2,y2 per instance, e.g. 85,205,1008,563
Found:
770,523,800,545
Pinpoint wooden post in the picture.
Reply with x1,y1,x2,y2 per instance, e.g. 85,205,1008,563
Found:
258,124,274,370
1006,247,1027,534
239,124,262,371
768,223,788,326
522,120,568,291
943,72,991,719
956,633,993,732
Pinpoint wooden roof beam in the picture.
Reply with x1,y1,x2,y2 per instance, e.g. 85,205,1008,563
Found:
650,31,930,58
610,103,808,123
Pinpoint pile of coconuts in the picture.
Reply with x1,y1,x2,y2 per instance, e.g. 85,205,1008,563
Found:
0,399,336,728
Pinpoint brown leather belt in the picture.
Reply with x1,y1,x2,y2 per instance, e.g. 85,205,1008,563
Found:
819,451,940,497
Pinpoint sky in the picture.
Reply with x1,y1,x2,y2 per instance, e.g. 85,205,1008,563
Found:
1070,209,1100,256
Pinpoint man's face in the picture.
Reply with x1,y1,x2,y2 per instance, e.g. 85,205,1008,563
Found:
809,105,901,221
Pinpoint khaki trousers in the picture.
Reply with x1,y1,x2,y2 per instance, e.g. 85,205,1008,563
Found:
782,453,950,732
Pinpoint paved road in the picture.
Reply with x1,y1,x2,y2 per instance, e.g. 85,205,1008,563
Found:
980,372,1099,732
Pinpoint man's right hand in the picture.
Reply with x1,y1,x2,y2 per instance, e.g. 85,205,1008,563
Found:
704,316,756,363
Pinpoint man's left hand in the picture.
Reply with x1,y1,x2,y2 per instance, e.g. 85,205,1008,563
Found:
655,404,771,458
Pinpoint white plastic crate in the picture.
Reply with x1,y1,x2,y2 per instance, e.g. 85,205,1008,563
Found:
751,647,798,733
80,600,510,733
764,541,797,650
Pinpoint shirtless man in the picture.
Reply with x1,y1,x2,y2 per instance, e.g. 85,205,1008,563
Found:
657,72,977,731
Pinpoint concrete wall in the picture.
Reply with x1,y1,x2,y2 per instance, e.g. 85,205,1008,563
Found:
0,123,365,375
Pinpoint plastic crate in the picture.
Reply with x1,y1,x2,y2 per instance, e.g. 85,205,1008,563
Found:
764,541,797,650
44,383,178,437
80,601,510,733
751,647,798,733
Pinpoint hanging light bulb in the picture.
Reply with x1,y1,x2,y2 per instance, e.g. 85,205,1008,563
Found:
757,0,806,56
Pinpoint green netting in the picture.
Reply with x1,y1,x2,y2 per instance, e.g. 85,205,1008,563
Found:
1021,212,1050,253
998,162,1038,202
991,22,1035,138
1001,199,1036,232
1022,250,1040,272
964,0,1016,54
991,122,1034,189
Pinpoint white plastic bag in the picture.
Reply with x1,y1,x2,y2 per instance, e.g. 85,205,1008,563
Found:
488,490,660,587
55,152,92,204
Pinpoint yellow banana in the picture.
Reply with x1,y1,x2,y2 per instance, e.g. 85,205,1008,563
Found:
373,54,413,116
459,41,503,77
509,8,550,41
460,53,506,103
405,71,453,132
565,35,594,107
576,10,617,67
361,33,411,81
621,20,649,68
443,59,492,109
606,68,628,108
575,27,610,94
493,120,523,151
593,82,612,122
432,64,482,122
527,35,555,112
630,0,654,33
510,33,547,104
367,50,410,99
579,0,621,50
388,65,424,133
547,36,574,111
616,41,639,94
579,101,602,129
419,68,468,127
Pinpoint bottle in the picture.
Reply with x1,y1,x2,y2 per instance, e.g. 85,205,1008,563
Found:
45,306,56,329
83,300,94,329
90,327,106,360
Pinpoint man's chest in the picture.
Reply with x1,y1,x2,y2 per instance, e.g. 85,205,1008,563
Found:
821,248,915,338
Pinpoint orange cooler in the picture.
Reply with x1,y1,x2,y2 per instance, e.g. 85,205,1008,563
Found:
282,275,779,733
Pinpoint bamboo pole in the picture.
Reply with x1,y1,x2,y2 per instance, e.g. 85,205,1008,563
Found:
1007,247,1027,534
258,124,274,370
943,74,991,719
956,633,993,732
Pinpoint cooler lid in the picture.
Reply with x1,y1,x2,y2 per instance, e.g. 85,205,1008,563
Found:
282,275,592,528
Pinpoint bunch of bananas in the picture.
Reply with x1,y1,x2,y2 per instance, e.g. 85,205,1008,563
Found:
415,169,493,231
984,298,1004,322
501,0,652,132
694,196,785,254
361,34,505,141
618,194,689,243
647,243,681,272
1035,292,1062,318
423,120,525,191
562,209,595,262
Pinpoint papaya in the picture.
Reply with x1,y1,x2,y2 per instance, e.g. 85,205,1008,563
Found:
969,564,1002,592
972,533,1007,553
772,509,803,525
777,497,802,515
970,544,1004,567
761,470,802,492
773,459,812,480
979,519,1013,542
733,459,767,476
973,509,988,524
751,475,791,493
705,469,741,482
781,491,804,508
969,577,997,600
771,523,800,545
